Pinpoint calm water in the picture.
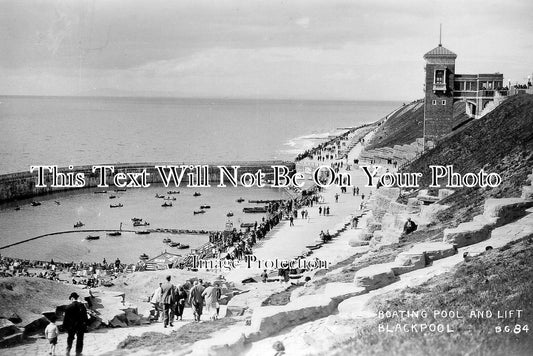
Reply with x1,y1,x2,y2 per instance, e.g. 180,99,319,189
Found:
0,96,400,174
0,96,400,262
0,185,291,263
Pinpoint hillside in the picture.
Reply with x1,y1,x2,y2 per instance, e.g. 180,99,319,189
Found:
331,238,533,356
402,94,533,225
0,278,81,325
367,100,469,150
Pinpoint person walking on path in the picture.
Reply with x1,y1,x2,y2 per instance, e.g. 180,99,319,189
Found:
189,280,206,322
261,269,268,283
161,275,175,328
150,283,163,322
289,216,294,226
202,282,221,320
174,285,188,321
63,292,88,356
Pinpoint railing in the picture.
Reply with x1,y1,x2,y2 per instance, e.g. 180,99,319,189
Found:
432,83,447,91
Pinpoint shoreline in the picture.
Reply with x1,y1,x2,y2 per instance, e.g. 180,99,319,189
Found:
2,107,390,270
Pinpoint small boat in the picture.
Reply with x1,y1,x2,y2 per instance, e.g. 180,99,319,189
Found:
31,201,41,207
162,202,173,207
131,217,143,222
163,238,172,243
164,197,177,201
94,190,107,194
110,203,123,208
178,244,190,249
14,206,21,211
107,231,122,236
193,192,201,197
167,190,180,194
169,242,180,247
155,194,165,198
193,210,206,215
236,198,245,203
200,205,211,209
86,235,100,240
135,230,150,235
74,222,84,228
109,195,117,199
139,253,149,260
226,211,234,217
55,201,61,205
133,221,150,226
243,207,268,213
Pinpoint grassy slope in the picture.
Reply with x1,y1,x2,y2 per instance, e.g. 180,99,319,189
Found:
402,94,533,226
332,238,533,356
108,318,239,355
367,101,468,151
0,277,81,324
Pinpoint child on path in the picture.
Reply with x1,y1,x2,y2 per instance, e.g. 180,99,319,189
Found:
44,318,59,355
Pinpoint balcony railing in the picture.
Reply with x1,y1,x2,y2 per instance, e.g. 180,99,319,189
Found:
432,83,447,91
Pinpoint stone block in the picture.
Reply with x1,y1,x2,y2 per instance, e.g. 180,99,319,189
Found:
125,310,141,326
483,198,533,225
349,238,369,247
438,189,455,200
443,221,492,248
225,306,246,317
0,319,19,339
1,312,22,324
249,295,336,340
324,283,366,304
367,222,382,234
0,332,23,348
395,251,426,268
521,186,533,200
353,263,398,291
407,242,456,261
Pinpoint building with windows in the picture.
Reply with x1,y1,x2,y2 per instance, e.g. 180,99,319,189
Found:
423,43,505,148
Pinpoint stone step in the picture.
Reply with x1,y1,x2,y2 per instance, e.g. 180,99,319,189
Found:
483,198,533,226
0,331,24,348
443,220,492,248
0,319,20,339
522,185,533,200
405,242,456,262
353,263,398,291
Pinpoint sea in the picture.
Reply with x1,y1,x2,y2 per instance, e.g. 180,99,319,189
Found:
0,96,401,263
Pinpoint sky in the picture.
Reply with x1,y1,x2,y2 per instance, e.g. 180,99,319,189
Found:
1,0,532,101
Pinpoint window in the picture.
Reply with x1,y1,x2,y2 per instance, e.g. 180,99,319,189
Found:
435,70,445,84
432,100,437,105
442,100,446,105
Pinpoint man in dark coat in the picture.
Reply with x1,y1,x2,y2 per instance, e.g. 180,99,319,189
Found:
63,292,88,356
403,218,418,235
161,275,175,328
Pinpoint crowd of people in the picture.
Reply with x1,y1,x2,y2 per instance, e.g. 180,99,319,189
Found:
150,275,222,326
207,189,322,262
294,123,372,162
0,255,147,288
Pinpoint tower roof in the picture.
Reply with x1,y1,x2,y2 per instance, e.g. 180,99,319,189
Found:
423,44,457,59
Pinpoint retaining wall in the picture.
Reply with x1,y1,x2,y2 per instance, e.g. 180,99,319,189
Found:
0,161,295,202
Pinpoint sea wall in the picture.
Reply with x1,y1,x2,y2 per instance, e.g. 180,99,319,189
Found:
0,161,296,203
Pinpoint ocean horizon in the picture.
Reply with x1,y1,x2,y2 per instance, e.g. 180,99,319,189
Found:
0,95,402,175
